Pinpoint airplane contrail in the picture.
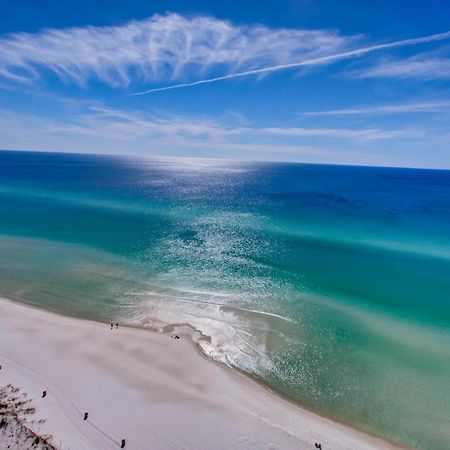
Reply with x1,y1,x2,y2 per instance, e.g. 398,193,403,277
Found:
129,31,450,96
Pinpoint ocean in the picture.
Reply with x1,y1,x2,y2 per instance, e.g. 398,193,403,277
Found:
1,150,449,448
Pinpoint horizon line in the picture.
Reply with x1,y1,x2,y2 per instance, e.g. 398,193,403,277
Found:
1,147,448,172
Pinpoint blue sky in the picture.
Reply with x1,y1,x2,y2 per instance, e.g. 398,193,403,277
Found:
0,0,449,168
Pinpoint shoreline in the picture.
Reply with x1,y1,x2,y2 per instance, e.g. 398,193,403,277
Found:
0,296,396,449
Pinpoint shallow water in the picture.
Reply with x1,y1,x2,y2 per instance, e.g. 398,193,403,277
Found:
1,150,449,448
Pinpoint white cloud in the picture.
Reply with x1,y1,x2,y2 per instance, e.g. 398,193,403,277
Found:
2,104,448,167
352,56,450,80
302,100,450,116
3,12,448,92
0,107,325,158
43,106,420,143
0,13,352,88
0,103,430,162
50,106,241,142
131,31,450,95
261,126,419,140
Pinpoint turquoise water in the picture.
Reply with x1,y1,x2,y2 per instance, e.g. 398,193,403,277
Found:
1,150,449,448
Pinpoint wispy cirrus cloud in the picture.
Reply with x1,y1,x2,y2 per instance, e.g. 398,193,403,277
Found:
59,106,422,142
1,12,449,94
260,126,420,140
302,100,450,116
131,31,450,95
0,13,353,88
0,106,324,157
51,106,242,142
0,103,429,155
2,103,447,167
351,55,450,80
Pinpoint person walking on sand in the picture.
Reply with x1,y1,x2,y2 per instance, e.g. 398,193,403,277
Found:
121,438,126,448
115,323,119,329
110,323,113,330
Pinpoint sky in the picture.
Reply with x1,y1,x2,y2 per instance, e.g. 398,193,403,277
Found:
0,0,449,168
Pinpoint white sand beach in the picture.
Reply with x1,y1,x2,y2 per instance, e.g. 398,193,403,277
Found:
0,296,394,450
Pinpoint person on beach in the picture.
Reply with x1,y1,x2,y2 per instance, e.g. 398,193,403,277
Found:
121,438,126,448
110,323,113,330
84,412,88,420
115,323,119,329
42,390,47,398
